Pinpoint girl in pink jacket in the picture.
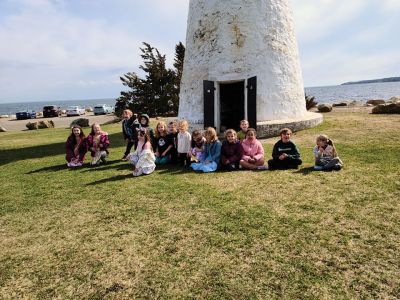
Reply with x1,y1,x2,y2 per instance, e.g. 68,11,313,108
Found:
240,128,267,170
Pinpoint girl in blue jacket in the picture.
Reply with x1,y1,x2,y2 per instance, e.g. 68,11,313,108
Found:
191,127,222,173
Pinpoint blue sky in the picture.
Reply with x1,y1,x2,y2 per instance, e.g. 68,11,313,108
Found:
0,0,399,103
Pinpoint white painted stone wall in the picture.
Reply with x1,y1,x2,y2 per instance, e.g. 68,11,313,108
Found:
178,0,307,126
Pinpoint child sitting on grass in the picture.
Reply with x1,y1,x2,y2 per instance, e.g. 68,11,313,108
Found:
65,125,87,167
237,119,249,142
127,128,156,176
313,134,343,171
221,129,243,171
191,127,222,173
154,121,173,165
268,128,302,170
239,128,267,170
191,129,206,163
121,109,139,160
86,123,109,166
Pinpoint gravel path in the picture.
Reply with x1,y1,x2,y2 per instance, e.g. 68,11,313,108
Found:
0,113,118,132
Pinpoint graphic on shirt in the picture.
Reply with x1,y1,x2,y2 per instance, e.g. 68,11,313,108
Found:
158,138,166,147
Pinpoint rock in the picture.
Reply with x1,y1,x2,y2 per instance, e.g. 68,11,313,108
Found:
317,103,333,113
70,118,90,128
10,115,16,119
366,99,385,106
36,112,43,117
61,109,67,115
0,126,7,132
26,122,38,130
38,120,55,129
372,103,400,114
85,107,93,113
332,101,349,107
388,96,400,103
0,115,9,118
26,120,55,130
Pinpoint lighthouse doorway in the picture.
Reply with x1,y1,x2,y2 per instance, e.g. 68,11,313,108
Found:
219,81,245,132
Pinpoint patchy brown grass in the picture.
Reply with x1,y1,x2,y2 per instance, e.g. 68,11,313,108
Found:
0,110,399,299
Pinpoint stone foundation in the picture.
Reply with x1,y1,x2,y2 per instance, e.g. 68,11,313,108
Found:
256,112,323,138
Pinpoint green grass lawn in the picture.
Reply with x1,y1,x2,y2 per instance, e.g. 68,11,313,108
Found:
0,111,399,299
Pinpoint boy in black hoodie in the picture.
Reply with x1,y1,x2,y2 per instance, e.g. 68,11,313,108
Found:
138,114,155,148
268,128,302,169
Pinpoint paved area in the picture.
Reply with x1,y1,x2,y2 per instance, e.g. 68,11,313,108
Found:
0,113,118,132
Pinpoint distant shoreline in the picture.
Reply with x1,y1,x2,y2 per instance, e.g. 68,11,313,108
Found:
341,77,400,85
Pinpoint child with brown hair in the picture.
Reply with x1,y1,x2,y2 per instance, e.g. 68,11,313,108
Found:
237,119,249,142
167,121,178,164
268,128,302,170
239,128,267,170
191,127,222,173
127,128,156,176
65,125,87,167
154,121,173,165
191,130,206,163
177,120,191,167
221,129,243,171
313,134,343,171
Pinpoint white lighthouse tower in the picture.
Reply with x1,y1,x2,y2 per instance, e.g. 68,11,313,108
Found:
178,0,322,137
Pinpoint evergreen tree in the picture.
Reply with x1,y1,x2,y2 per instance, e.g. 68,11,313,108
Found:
115,42,185,117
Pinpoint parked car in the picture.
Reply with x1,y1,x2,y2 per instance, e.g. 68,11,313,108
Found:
43,105,61,118
16,110,36,120
66,106,86,116
93,104,115,115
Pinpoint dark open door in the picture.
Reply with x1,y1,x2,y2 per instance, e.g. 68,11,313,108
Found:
203,80,215,128
247,76,257,128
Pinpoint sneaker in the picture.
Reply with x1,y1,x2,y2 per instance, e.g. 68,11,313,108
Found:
121,155,127,161
313,165,323,171
333,164,342,171
256,165,268,170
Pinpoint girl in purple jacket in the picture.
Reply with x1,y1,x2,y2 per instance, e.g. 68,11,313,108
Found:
86,123,110,166
221,129,243,171
65,125,87,167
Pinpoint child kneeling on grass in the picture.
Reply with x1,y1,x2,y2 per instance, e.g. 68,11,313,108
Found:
313,134,343,171
268,128,302,170
239,128,267,170
191,127,221,173
65,125,87,167
86,123,110,166
221,129,243,171
127,128,156,176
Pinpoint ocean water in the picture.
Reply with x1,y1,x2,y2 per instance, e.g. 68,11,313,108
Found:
1,81,400,115
305,81,400,103
0,98,116,115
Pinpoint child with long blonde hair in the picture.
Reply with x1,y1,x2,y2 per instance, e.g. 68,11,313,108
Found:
191,127,222,172
154,121,173,165
86,123,109,166
313,134,343,171
177,120,192,167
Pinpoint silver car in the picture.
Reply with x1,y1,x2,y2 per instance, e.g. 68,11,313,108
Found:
93,104,115,115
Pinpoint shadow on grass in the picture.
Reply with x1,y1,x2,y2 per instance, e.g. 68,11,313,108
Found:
26,163,67,174
86,174,133,186
0,132,125,167
156,165,194,175
294,167,315,175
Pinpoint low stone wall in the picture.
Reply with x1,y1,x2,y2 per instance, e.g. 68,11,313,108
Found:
257,112,323,138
